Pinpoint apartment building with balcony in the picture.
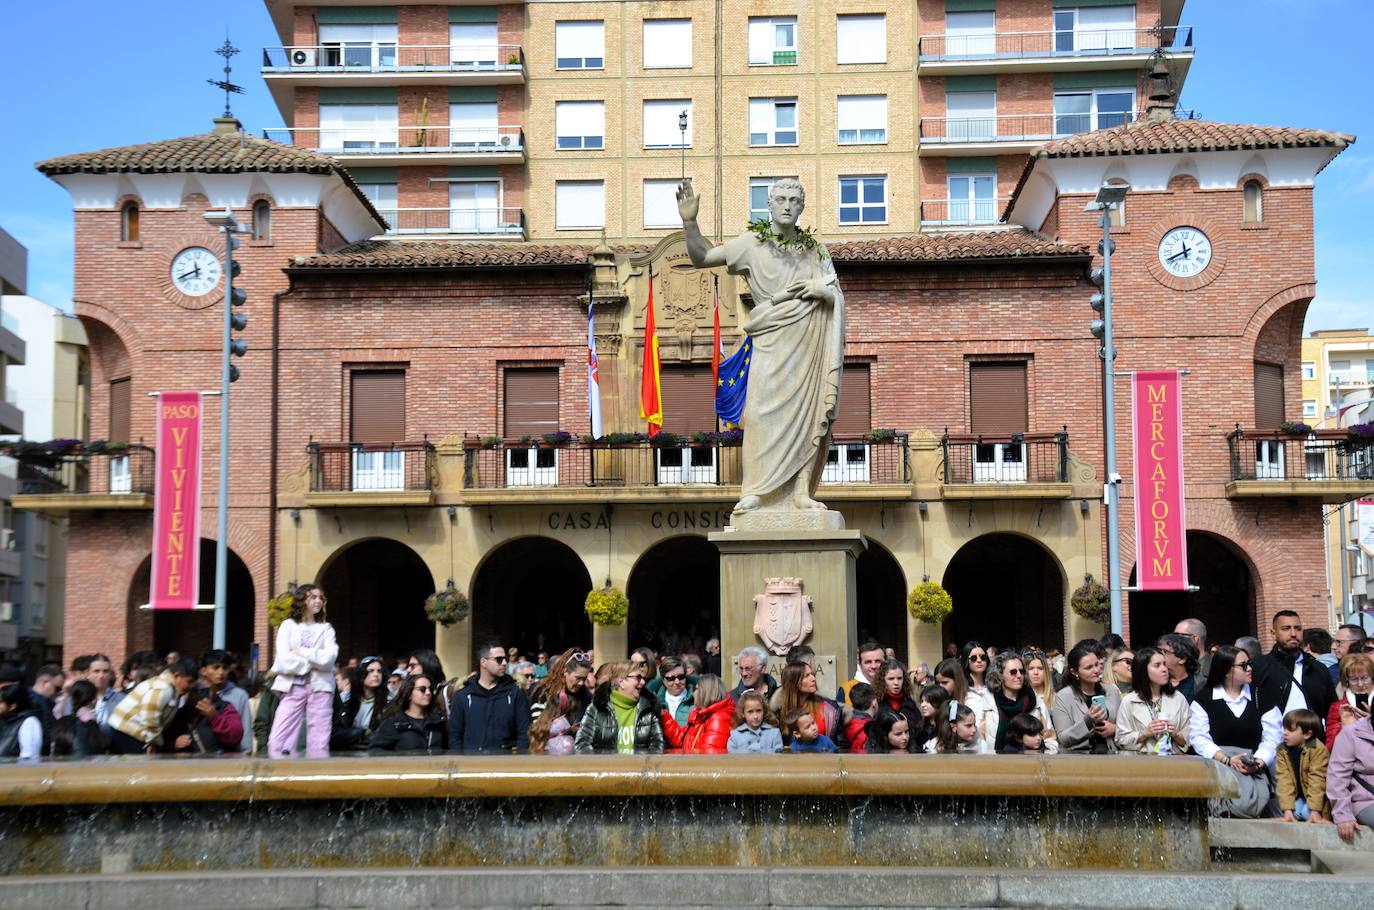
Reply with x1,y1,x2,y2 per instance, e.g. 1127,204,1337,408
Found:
0,227,28,660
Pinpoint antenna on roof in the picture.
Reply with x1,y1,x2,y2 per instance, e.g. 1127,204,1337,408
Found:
208,32,245,120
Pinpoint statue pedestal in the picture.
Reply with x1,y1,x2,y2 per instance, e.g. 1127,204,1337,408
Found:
710,529,867,696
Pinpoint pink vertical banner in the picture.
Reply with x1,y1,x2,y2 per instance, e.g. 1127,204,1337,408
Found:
150,392,203,609
1132,371,1189,591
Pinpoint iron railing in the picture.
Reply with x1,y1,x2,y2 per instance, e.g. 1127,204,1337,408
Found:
261,126,524,155
918,25,1193,60
919,198,1012,227
262,44,525,73
15,446,154,496
1227,428,1374,483
918,111,1199,143
374,207,525,236
308,441,435,493
942,430,1069,485
463,434,910,490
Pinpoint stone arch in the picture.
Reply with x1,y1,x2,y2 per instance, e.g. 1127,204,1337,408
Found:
126,539,257,660
1241,283,1317,344
1127,529,1258,649
1248,289,1313,425
856,538,909,664
941,531,1069,652
626,535,720,656
469,536,593,657
317,537,436,663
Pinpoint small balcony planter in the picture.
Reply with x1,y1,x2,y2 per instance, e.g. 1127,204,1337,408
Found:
606,432,649,447
541,431,575,448
1278,421,1314,436
1344,422,1374,451
864,428,897,443
692,429,744,446
649,432,684,448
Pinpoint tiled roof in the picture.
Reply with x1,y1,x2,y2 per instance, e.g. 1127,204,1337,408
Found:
291,232,1090,271
35,130,388,228
1027,118,1354,160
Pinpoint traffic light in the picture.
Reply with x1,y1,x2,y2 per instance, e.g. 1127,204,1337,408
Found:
1088,265,1107,339
227,238,247,382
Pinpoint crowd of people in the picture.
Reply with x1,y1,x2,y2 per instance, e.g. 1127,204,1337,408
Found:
2,585,1372,843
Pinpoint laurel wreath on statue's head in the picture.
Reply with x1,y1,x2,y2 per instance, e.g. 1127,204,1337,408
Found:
747,219,827,257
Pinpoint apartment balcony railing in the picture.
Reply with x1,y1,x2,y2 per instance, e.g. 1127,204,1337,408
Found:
262,126,524,157
374,207,525,236
262,44,525,74
308,441,435,494
1227,429,1374,486
920,110,1193,144
10,446,154,510
919,198,1011,227
1328,370,1372,387
942,431,1069,485
918,25,1193,61
463,434,909,491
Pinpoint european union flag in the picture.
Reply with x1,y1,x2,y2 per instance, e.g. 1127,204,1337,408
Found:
715,336,752,427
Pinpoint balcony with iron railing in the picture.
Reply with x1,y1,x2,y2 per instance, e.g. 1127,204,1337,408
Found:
919,198,1012,229
261,126,525,166
940,430,1075,498
918,25,1194,72
10,445,155,512
372,207,526,238
1226,428,1374,502
307,441,437,506
1328,369,1373,387
260,45,525,109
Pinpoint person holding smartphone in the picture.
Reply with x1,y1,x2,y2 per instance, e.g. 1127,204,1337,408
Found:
1189,645,1282,818
1325,652,1373,751
1052,641,1121,754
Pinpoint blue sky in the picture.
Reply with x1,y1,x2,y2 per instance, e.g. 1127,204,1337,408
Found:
0,1,1369,332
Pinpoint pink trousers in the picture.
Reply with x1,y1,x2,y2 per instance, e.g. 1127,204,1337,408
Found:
267,684,333,758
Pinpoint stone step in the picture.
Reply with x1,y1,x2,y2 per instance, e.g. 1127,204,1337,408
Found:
1209,817,1374,853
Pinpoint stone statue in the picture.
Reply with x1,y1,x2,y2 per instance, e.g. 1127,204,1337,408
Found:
677,178,845,528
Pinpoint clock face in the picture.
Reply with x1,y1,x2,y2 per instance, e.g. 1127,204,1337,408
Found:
1157,227,1213,278
170,247,222,297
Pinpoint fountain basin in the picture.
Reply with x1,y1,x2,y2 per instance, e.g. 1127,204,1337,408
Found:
0,754,1238,875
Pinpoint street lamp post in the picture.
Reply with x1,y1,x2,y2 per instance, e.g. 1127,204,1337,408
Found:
1087,183,1129,636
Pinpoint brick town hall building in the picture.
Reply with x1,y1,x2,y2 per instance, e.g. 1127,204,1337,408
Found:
15,3,1364,682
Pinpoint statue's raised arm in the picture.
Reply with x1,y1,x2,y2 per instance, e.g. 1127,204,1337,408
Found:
676,181,727,269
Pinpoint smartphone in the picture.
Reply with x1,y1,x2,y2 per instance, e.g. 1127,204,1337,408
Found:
1357,693,1369,712
1090,694,1108,712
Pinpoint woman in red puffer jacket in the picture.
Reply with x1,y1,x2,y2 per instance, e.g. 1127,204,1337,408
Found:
661,675,735,754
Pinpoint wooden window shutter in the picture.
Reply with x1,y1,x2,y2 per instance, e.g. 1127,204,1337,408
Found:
504,368,560,437
831,364,872,437
1253,362,1285,429
108,378,131,443
969,362,1028,434
660,364,717,435
350,370,406,443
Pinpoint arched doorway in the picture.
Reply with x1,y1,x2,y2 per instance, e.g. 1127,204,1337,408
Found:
318,539,435,665
627,536,720,656
471,537,592,656
942,534,1065,652
1129,531,1256,649
127,539,255,660
857,541,908,664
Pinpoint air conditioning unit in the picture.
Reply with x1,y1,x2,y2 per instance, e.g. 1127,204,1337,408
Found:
0,603,13,623
499,134,514,147
290,48,317,67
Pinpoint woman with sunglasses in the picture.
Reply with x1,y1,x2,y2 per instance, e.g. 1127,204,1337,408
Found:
368,674,447,754
648,657,696,726
986,652,1037,753
575,661,665,754
960,642,997,754
1052,641,1121,754
1115,647,1189,755
1108,648,1136,694
529,649,593,729
331,657,389,750
1188,645,1281,818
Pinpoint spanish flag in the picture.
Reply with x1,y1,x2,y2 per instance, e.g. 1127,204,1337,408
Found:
639,268,663,437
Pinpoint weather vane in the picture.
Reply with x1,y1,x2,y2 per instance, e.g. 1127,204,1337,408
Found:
208,34,245,119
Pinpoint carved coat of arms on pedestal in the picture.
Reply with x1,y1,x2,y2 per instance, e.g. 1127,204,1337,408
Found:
753,577,813,655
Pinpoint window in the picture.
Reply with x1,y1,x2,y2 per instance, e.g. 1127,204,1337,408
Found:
1053,89,1133,135
120,202,139,242
836,14,886,64
1254,361,1285,430
555,180,605,229
947,173,997,224
839,176,886,224
643,180,683,229
358,182,398,225
318,103,399,151
450,101,498,147
748,16,797,65
1301,361,1316,380
449,181,501,233
251,200,271,242
837,95,887,144
748,97,797,146
319,22,397,68
643,19,692,68
824,364,873,483
1303,400,1318,418
1109,199,1126,227
556,21,604,69
350,370,406,491
1054,6,1136,53
504,368,560,486
1243,181,1263,223
944,11,995,57
657,365,718,484
555,101,604,149
643,100,692,149
944,91,996,141
969,361,1029,483
450,22,498,67
749,176,797,223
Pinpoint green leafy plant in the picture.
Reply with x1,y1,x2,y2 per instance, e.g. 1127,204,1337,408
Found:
864,428,897,443
542,431,574,447
267,591,294,628
907,581,953,625
1279,421,1313,436
481,436,501,449
747,218,827,256
1070,580,1110,624
606,432,647,445
424,585,470,626
585,586,629,626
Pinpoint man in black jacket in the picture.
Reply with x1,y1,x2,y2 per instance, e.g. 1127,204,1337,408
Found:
1252,610,1337,737
448,641,530,754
